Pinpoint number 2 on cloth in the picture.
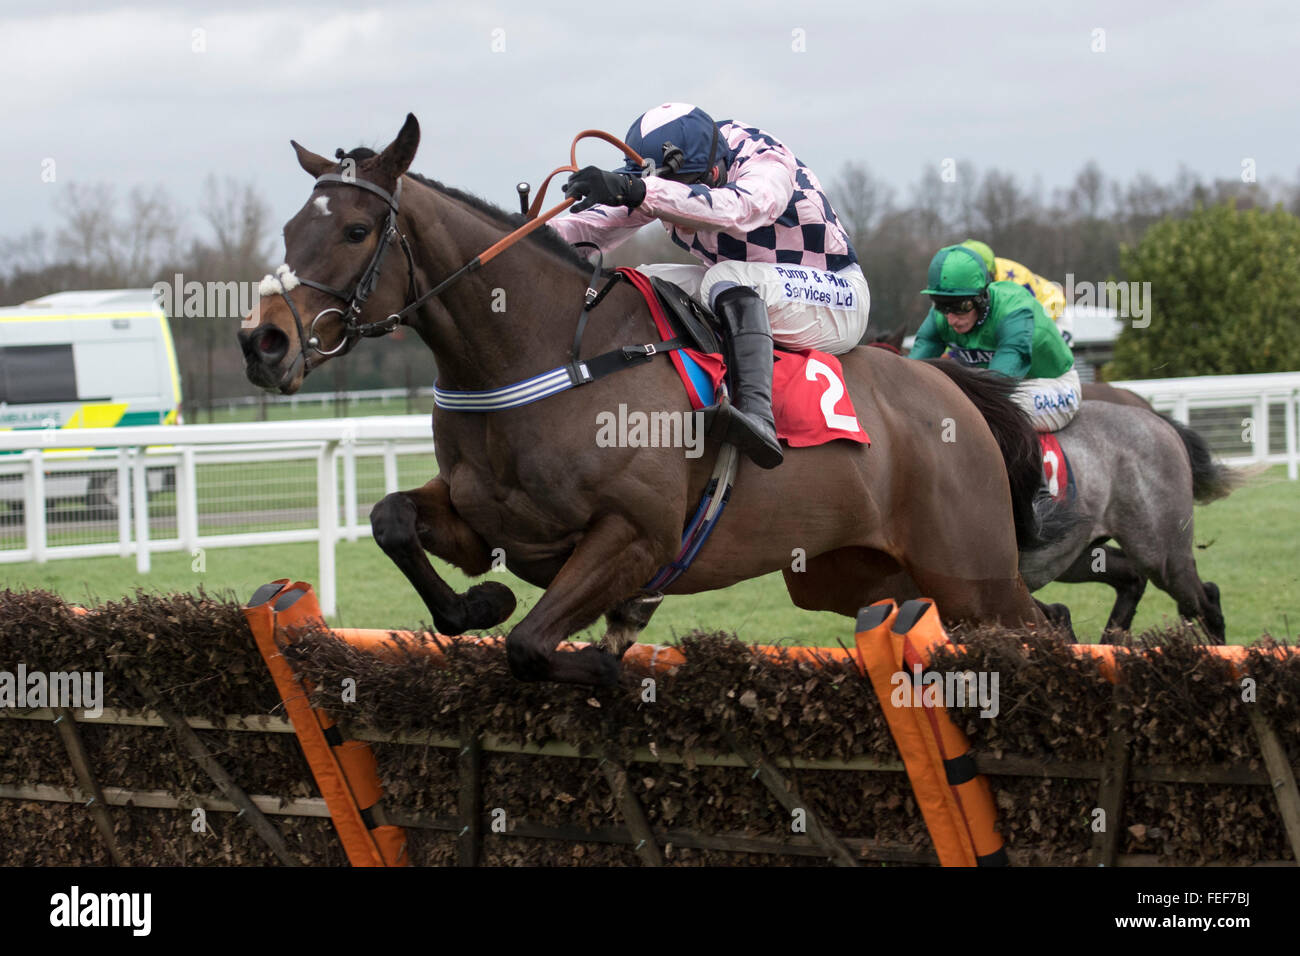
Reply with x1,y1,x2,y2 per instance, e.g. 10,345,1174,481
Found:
805,358,859,432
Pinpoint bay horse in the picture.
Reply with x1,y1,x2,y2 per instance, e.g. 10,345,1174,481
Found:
869,325,1241,641
239,114,1071,685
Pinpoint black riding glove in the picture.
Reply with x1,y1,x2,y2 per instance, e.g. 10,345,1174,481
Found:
563,166,646,213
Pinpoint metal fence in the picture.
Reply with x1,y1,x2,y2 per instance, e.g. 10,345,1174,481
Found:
1,371,1296,617
1110,371,1300,480
0,418,435,616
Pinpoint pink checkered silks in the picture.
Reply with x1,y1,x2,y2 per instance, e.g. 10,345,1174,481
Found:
551,120,857,272
551,120,867,353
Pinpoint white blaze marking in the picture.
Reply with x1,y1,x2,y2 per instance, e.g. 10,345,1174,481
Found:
313,196,332,216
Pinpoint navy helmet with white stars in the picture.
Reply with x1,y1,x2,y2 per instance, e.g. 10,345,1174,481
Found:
620,103,734,181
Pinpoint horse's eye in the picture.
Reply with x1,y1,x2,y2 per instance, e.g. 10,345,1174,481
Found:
345,225,369,243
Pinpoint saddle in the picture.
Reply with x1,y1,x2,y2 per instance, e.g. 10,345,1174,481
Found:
647,275,723,356
620,269,869,448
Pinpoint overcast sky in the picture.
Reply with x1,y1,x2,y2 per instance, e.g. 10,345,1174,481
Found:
2,0,1297,250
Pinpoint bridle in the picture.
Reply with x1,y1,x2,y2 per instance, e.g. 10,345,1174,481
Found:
284,174,417,358
272,129,649,377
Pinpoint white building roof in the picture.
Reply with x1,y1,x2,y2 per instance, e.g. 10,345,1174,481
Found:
1063,305,1124,348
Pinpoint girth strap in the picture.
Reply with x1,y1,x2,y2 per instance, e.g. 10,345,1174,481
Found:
433,337,689,412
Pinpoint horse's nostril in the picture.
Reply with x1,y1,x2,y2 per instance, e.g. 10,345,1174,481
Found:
242,325,288,365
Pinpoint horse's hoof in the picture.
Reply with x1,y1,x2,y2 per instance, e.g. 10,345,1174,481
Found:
463,581,517,628
436,581,516,635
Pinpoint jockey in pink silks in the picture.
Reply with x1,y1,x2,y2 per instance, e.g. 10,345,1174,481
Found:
552,102,870,468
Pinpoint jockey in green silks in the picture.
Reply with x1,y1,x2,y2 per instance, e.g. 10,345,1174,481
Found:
908,244,1080,432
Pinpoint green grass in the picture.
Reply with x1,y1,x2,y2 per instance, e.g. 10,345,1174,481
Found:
1036,464,1300,643
3,467,1296,646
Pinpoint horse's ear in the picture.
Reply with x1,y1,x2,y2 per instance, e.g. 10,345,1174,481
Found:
375,113,420,179
291,140,334,178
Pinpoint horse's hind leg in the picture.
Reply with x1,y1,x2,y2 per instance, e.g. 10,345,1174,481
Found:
506,512,664,686
1202,581,1225,640
1056,544,1148,640
1155,563,1225,643
1116,532,1226,644
370,477,516,634
782,547,918,617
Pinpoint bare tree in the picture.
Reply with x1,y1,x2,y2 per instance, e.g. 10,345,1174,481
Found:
201,175,275,276
1069,161,1106,219
55,183,121,280
0,228,51,277
973,169,1033,246
52,182,183,286
123,185,183,283
832,161,894,244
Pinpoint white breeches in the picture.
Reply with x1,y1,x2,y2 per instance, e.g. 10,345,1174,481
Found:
635,260,871,355
1011,368,1082,432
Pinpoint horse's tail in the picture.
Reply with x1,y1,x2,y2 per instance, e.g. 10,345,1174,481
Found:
922,360,1081,552
1159,414,1246,503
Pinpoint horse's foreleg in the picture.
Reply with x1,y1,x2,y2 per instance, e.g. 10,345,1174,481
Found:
370,478,516,634
507,512,663,685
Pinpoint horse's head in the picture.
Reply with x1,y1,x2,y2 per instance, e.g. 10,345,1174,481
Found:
239,114,421,393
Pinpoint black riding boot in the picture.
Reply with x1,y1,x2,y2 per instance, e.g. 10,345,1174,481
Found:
706,286,783,469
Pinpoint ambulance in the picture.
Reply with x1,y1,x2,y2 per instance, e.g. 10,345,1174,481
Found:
0,289,183,515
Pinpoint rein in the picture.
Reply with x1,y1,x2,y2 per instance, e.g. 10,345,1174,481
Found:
274,130,647,372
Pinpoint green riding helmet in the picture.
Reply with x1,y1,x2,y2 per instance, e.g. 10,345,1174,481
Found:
960,239,996,276
920,244,991,297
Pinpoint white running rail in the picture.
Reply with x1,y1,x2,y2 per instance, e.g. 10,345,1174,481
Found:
1108,371,1300,480
0,418,435,616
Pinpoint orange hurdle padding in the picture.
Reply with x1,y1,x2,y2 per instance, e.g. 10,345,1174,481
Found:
856,599,979,867
309,624,1269,681
892,599,1007,867
243,581,407,867
270,583,408,866
1069,642,1255,683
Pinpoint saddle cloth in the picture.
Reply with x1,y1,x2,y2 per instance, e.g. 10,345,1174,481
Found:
617,268,869,448
1039,432,1076,503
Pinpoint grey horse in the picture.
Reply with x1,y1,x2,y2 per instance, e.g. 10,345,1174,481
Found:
1019,401,1242,642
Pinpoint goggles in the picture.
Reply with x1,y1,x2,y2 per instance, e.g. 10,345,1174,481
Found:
931,296,978,315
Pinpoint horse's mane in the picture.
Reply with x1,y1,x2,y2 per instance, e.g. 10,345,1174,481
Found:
339,146,593,272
